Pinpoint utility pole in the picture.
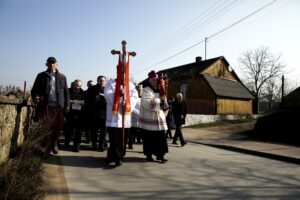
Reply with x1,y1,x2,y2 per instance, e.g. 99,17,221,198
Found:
281,75,285,102
205,37,208,60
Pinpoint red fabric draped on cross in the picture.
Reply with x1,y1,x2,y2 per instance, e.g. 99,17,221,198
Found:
112,53,131,115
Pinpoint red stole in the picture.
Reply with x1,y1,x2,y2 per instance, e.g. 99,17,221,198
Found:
112,53,131,115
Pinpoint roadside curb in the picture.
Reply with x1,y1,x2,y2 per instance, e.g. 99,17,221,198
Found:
187,140,300,165
44,155,70,200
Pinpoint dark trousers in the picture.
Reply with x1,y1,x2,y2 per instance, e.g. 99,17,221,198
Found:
41,106,64,154
84,127,91,143
127,128,133,147
166,120,173,139
143,130,168,158
83,114,93,143
65,111,82,148
106,127,129,163
172,125,185,145
91,118,107,149
128,127,142,147
131,127,142,143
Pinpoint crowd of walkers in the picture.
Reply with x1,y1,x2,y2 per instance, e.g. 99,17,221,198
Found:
31,57,188,167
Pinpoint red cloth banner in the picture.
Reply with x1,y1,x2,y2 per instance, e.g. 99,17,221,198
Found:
112,53,131,115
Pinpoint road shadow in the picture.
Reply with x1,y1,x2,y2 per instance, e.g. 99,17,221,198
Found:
44,154,149,169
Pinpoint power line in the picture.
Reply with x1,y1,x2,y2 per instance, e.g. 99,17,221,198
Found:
136,0,226,60
154,0,236,52
207,0,277,40
161,0,242,53
133,39,206,75
133,0,240,73
135,0,237,66
132,0,278,75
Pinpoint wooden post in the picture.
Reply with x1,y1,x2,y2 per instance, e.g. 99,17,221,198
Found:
23,81,27,99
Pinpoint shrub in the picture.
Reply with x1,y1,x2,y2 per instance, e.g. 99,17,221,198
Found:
0,117,54,200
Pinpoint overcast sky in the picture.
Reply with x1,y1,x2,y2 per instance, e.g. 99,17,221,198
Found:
0,0,299,90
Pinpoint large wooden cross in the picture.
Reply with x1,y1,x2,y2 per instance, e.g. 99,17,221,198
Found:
111,40,136,148
111,40,136,90
111,40,136,57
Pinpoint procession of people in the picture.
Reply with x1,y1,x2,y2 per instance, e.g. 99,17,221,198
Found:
31,42,187,167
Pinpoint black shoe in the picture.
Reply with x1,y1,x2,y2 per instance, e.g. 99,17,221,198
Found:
105,158,112,166
156,156,168,162
52,143,59,154
73,145,80,152
115,160,122,166
128,145,133,149
98,146,107,152
98,143,108,152
146,155,154,162
172,142,178,145
92,145,98,151
181,142,187,146
98,148,105,152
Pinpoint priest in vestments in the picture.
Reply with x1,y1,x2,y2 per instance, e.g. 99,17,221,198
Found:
104,55,138,166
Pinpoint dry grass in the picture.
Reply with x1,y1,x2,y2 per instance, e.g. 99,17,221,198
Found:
0,117,55,200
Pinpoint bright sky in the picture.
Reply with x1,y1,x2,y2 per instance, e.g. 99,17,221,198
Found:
0,0,299,90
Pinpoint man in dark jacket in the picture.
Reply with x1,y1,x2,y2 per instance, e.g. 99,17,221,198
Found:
172,93,187,146
82,80,94,144
65,79,84,152
31,57,70,156
85,75,107,151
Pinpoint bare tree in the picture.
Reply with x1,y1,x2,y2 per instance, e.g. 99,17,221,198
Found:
264,77,281,102
260,77,281,112
238,46,285,112
284,76,298,96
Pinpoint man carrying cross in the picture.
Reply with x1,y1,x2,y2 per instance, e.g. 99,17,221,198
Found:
104,41,138,167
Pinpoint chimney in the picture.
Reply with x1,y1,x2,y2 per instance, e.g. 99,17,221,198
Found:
195,56,202,62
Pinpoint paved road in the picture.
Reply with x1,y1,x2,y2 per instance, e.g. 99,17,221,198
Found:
183,123,300,161
45,139,300,200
